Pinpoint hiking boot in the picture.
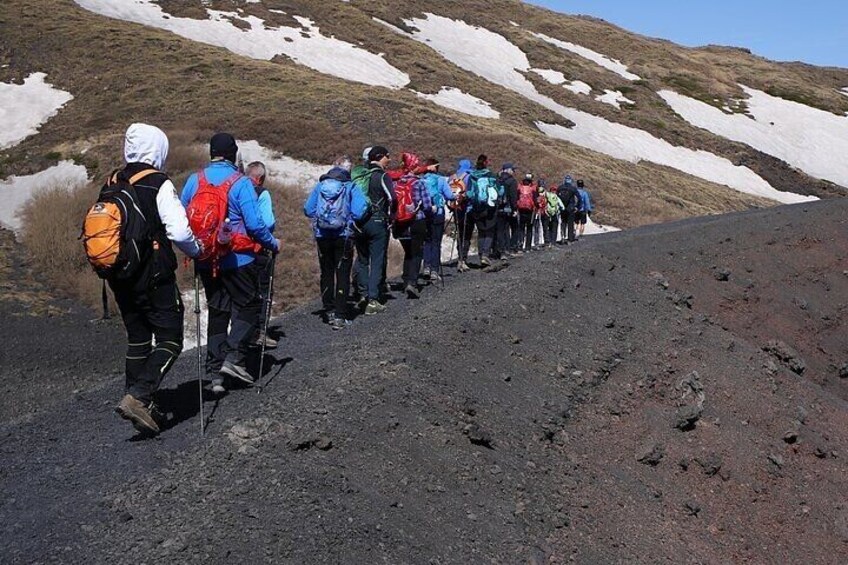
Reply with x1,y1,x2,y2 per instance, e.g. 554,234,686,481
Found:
421,268,431,279
405,284,421,299
480,256,492,267
329,315,351,331
220,361,255,385
211,377,226,394
457,261,470,273
253,332,278,349
115,394,160,435
429,270,441,281
365,300,386,315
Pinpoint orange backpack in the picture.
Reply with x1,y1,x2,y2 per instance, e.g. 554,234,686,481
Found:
81,169,157,280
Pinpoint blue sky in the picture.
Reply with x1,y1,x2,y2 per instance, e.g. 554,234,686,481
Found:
529,1,848,68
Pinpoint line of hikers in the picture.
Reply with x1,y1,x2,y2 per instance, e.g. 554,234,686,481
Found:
81,124,594,436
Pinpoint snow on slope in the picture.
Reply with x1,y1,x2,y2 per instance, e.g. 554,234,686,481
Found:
0,73,73,149
415,87,500,119
564,81,592,96
839,88,848,98
660,87,848,188
532,69,567,85
0,161,89,234
402,14,810,204
536,121,814,205
595,89,634,109
74,1,409,89
237,140,328,188
531,32,641,81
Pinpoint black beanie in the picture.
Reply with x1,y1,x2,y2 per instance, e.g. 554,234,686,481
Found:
210,132,238,163
368,145,389,162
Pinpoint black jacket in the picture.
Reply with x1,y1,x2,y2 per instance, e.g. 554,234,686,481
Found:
557,183,580,212
497,172,518,212
367,166,395,219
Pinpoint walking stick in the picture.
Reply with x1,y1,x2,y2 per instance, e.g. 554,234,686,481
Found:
194,271,204,436
256,253,276,395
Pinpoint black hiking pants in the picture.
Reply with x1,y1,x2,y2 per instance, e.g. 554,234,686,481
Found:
355,218,389,301
561,210,576,242
201,262,262,374
474,208,497,260
317,236,354,318
543,215,557,245
518,211,534,250
254,251,274,326
399,218,428,287
112,278,184,405
457,211,475,263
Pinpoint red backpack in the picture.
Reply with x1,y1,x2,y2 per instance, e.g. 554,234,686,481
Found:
186,170,243,273
518,183,537,212
393,173,420,226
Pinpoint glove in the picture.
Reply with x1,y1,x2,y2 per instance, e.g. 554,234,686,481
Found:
273,238,282,255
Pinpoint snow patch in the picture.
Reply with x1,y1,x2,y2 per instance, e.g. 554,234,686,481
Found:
532,68,567,85
0,73,73,149
0,161,89,234
564,80,592,96
237,140,329,188
536,120,815,205
372,17,411,37
583,217,620,235
660,86,848,188
532,32,641,81
415,87,500,119
74,0,410,89
595,89,635,109
839,87,848,98
509,21,520,27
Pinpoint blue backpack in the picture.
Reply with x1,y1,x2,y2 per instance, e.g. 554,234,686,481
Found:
468,171,497,210
316,180,351,231
424,174,445,209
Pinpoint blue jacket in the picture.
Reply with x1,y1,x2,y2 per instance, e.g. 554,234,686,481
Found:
303,167,368,239
452,159,473,214
578,188,594,212
181,160,278,270
422,172,456,223
257,188,276,233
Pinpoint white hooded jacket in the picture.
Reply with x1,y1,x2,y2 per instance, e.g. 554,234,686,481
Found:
124,123,201,258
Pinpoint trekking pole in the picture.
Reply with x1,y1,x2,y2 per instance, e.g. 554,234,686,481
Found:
256,253,276,395
100,280,111,320
194,270,205,437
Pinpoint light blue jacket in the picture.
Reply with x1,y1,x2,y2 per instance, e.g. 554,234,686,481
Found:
257,189,276,233
181,160,278,270
422,172,457,223
303,167,369,239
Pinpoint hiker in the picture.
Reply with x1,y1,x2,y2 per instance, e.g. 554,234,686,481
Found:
391,152,434,298
304,155,368,330
245,161,277,349
90,123,203,435
466,154,498,267
495,163,519,258
351,146,394,314
451,159,474,273
516,172,538,252
576,179,594,239
557,175,580,244
421,158,457,281
181,133,280,394
543,183,565,247
533,179,548,249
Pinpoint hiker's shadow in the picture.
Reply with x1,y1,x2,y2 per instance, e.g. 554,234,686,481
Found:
153,379,211,433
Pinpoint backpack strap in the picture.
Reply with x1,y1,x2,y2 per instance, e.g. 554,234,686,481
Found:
128,169,159,186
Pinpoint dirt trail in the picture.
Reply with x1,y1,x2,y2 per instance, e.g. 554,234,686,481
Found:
1,200,847,564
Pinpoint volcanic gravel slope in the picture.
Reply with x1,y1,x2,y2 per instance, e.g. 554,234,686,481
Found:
1,201,847,564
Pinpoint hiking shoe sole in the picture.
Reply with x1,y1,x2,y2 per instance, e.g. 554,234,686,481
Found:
220,362,255,385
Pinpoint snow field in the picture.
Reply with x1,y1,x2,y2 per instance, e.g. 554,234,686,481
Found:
0,73,73,149
595,89,635,109
414,87,500,119
564,81,593,96
660,87,848,188
531,32,641,81
0,161,89,234
237,140,329,188
74,0,409,89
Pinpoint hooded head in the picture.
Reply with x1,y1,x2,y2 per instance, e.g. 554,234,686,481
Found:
563,175,574,186
124,123,169,170
400,152,421,174
456,159,473,175
210,132,238,164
